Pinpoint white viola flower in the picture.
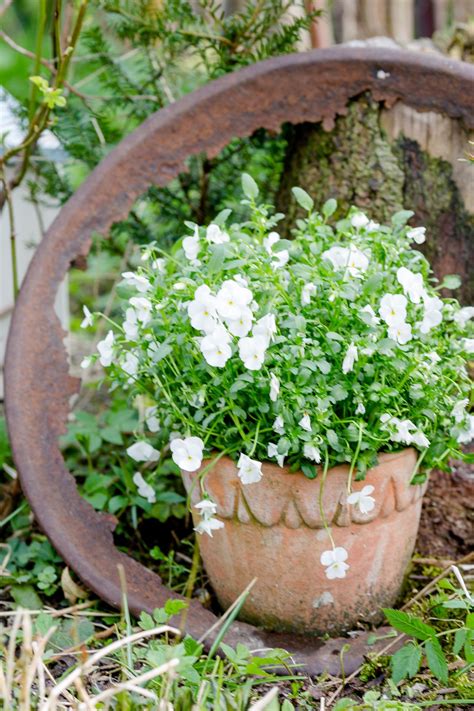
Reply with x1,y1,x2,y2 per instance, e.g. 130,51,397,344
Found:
388,321,413,345
170,436,204,472
237,453,263,484
188,284,218,333
351,212,369,229
353,403,365,416
80,356,92,369
206,223,229,244
407,226,426,244
173,282,187,291
303,443,321,463
183,227,200,265
366,220,380,232
195,517,224,537
97,330,115,367
253,313,277,346
419,295,443,334
320,547,349,580
263,231,280,254
80,305,93,328
463,338,474,354
195,499,218,518
122,351,139,378
238,335,267,371
269,373,280,402
273,415,285,435
129,296,152,324
200,325,232,367
226,306,253,337
271,249,290,270
361,304,380,326
299,413,312,432
301,283,317,306
145,406,160,433
452,399,469,424
121,271,151,293
322,245,369,279
411,430,430,448
133,472,156,504
127,440,160,462
267,442,285,467
454,307,474,328
152,258,165,272
396,267,426,304
216,279,253,320
342,342,358,374
426,351,441,365
457,414,474,444
123,307,139,340
379,293,408,325
347,485,375,514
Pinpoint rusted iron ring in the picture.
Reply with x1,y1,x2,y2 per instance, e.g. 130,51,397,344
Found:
5,48,474,675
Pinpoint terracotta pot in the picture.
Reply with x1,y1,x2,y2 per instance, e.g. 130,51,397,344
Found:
181,448,428,635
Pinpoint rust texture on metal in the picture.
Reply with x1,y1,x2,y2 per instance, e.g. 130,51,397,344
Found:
5,48,474,675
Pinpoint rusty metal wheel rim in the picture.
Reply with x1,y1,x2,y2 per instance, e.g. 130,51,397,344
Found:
5,47,474,675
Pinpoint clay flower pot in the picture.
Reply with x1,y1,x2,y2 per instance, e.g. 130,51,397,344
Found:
182,448,428,635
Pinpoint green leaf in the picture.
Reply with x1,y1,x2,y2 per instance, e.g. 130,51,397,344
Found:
453,628,467,655
150,343,172,362
11,584,42,610
333,701,355,711
101,426,123,445
391,643,422,684
383,609,437,641
301,462,318,479
164,599,188,617
425,637,448,683
440,274,461,290
392,209,414,227
322,198,337,218
207,244,227,274
291,186,314,212
241,173,259,199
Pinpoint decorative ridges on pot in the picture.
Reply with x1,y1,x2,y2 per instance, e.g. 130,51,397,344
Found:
183,449,428,530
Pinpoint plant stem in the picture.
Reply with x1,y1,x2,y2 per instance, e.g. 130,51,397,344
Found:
0,166,19,299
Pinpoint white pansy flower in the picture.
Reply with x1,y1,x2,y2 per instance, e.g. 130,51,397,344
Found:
80,356,92,369
419,295,443,334
361,305,380,326
366,220,380,232
200,325,232,367
127,441,160,462
238,335,267,371
303,443,321,463
452,399,469,424
145,406,160,433
122,351,139,378
457,414,474,444
263,231,280,254
411,430,430,448
342,342,358,374
320,547,349,580
206,223,229,244
129,296,152,324
195,499,217,518
123,307,139,340
195,517,224,537
322,245,370,279
301,283,317,306
273,415,285,435
183,227,200,265
121,271,151,293
267,442,285,467
299,413,312,432
97,330,115,367
269,373,280,402
226,306,253,337
351,212,369,229
133,472,156,504
170,436,204,472
237,453,263,484
407,226,426,244
388,321,413,345
379,293,407,326
347,485,375,514
80,305,93,328
152,258,165,272
396,267,426,304
426,351,441,365
463,338,474,354
356,402,366,415
188,284,218,334
253,313,277,345
216,279,253,320
271,249,290,270
454,307,474,328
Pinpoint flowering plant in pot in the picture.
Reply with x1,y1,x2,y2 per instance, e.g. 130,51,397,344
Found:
82,174,473,634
